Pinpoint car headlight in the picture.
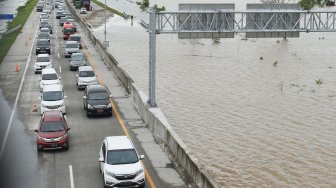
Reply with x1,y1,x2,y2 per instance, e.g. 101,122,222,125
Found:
107,103,112,108
58,133,67,140
105,171,117,178
135,169,144,177
88,104,94,109
59,101,65,107
41,103,47,108
36,48,41,50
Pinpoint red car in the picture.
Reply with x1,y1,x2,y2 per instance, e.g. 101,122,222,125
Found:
63,23,75,40
34,111,70,151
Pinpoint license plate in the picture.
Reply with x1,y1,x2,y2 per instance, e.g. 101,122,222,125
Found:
50,144,57,147
121,182,132,185
97,109,103,113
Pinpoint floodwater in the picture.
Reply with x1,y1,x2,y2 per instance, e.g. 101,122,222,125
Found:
95,0,336,187
0,0,27,32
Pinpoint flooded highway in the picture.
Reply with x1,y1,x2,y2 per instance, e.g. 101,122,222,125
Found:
93,0,336,187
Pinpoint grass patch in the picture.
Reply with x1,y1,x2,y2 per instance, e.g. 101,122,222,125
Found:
0,0,38,64
91,0,127,18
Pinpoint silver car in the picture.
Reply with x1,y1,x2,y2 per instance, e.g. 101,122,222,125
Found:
69,53,86,71
64,41,79,58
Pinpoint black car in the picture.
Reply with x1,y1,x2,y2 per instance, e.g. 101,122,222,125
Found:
83,85,112,117
56,11,63,19
37,33,50,42
36,39,51,55
40,22,53,34
36,4,43,12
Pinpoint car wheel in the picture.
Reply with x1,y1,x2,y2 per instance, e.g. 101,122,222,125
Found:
108,113,112,117
37,145,43,152
64,143,69,150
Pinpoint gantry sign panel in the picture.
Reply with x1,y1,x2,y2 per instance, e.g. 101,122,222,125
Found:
177,4,235,39
246,4,300,38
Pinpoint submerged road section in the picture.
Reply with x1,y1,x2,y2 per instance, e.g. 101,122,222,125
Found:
0,1,187,188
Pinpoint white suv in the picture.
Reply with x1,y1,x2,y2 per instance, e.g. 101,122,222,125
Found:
99,136,145,188
41,84,67,114
34,54,52,73
76,66,98,89
40,68,61,91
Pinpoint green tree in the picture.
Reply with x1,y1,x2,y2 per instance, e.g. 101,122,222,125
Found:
298,0,327,10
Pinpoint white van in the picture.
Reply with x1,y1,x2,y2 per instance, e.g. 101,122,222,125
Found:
99,136,145,188
41,84,66,114
76,66,97,89
34,54,52,73
40,68,61,91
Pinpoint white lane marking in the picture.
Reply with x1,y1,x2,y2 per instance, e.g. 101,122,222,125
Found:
57,42,59,48
59,66,62,73
0,17,40,159
58,52,60,59
69,165,75,188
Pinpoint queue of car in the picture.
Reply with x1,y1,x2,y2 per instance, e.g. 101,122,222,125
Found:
33,1,146,187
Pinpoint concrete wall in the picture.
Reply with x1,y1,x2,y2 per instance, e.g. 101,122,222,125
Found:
65,1,219,187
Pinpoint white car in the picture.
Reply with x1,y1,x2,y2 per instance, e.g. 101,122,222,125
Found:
80,7,87,14
76,66,97,89
41,84,66,114
34,54,52,74
64,41,80,58
39,68,61,91
99,136,145,188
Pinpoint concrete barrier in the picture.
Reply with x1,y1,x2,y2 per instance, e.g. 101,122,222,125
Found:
65,1,219,187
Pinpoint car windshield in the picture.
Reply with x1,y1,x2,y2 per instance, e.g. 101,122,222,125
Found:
42,73,58,80
64,28,74,34
37,56,49,62
43,90,63,101
88,91,108,100
79,71,94,77
107,149,139,165
57,12,62,15
69,36,80,41
66,43,77,48
40,121,65,132
72,54,84,61
37,40,49,46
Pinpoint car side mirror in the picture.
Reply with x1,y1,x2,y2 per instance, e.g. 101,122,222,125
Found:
64,96,68,99
95,74,98,76
83,96,87,99
66,127,70,131
109,94,112,98
34,129,39,133
39,77,41,81
68,59,71,61
140,155,145,160
59,77,62,80
75,74,78,77
98,157,104,162
63,46,65,48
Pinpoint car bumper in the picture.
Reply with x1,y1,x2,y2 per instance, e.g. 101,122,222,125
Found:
87,107,112,116
41,105,66,114
37,137,68,150
104,173,145,187
35,65,52,72
78,82,98,88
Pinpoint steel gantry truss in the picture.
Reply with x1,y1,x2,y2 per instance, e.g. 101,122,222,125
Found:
147,9,336,107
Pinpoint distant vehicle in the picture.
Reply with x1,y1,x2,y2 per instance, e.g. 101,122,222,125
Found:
34,54,52,74
39,68,61,92
68,35,82,49
63,27,75,40
40,27,51,34
40,22,53,34
34,111,70,151
66,19,77,32
40,14,49,21
83,84,112,117
40,12,49,18
56,11,63,19
60,16,68,26
99,136,145,188
43,6,52,14
64,41,79,57
80,7,87,14
40,84,67,114
36,39,51,55
69,53,86,71
37,32,50,43
76,66,98,89
36,4,43,12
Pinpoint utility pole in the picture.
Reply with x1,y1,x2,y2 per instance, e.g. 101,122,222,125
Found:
104,0,107,46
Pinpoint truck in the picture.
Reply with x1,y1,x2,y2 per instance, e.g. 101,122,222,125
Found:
74,0,91,10
75,0,81,9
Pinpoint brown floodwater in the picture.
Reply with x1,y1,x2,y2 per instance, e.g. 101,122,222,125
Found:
93,0,336,187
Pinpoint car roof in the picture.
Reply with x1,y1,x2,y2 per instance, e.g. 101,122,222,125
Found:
37,54,50,58
105,136,134,150
43,84,62,92
42,111,65,122
66,41,77,44
78,66,93,71
71,52,83,56
69,35,80,38
87,84,106,92
42,68,57,74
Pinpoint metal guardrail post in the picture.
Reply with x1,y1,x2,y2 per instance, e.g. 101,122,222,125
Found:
147,8,157,107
